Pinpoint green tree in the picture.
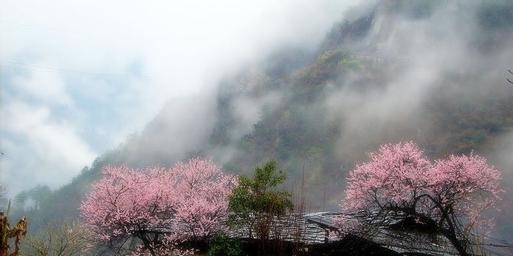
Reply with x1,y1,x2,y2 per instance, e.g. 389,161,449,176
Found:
208,233,244,256
228,160,293,241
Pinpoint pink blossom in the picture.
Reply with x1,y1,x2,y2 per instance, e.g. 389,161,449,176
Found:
339,141,503,254
80,158,236,254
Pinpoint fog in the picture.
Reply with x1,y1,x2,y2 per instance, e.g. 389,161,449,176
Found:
0,0,361,195
325,1,513,161
2,0,513,243
182,0,513,235
204,1,513,172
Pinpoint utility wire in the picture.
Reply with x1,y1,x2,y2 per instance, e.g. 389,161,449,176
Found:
0,59,137,78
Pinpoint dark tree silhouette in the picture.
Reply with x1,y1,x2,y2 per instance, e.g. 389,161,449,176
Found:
1,210,28,256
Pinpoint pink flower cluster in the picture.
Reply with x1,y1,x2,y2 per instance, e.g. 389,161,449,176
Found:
341,141,503,234
80,158,237,253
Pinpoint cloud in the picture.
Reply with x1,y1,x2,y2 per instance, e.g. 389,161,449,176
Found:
0,0,360,193
321,0,513,161
10,62,72,106
0,101,96,195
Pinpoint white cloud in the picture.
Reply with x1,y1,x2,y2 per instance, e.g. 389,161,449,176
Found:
0,0,361,193
11,63,72,106
0,101,96,195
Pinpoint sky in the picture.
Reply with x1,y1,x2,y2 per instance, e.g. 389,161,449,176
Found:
0,0,362,195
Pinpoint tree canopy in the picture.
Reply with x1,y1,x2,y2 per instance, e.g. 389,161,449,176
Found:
340,141,503,256
229,160,293,241
80,158,236,255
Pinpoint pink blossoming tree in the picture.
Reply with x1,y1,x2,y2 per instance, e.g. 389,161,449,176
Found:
80,158,236,256
340,141,502,256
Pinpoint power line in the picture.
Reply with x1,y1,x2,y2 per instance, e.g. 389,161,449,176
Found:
1,59,138,78
0,19,60,32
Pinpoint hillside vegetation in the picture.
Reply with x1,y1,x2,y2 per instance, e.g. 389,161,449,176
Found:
12,0,513,242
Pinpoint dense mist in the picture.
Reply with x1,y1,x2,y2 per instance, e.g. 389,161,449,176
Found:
0,0,358,195
3,0,513,244
202,0,513,239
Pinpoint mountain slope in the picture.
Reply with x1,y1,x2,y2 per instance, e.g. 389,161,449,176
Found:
13,0,513,241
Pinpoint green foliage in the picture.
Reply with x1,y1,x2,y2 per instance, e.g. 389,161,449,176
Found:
229,160,293,218
208,233,244,256
294,48,362,91
229,160,293,240
337,56,361,71
318,49,361,71
318,49,348,66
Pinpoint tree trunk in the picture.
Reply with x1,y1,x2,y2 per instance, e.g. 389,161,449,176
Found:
442,231,469,256
140,236,157,256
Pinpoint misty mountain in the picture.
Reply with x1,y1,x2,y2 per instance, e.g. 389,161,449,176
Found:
13,0,513,242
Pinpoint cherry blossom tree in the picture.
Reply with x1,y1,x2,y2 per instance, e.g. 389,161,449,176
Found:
340,141,503,256
80,158,236,256
171,159,236,241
